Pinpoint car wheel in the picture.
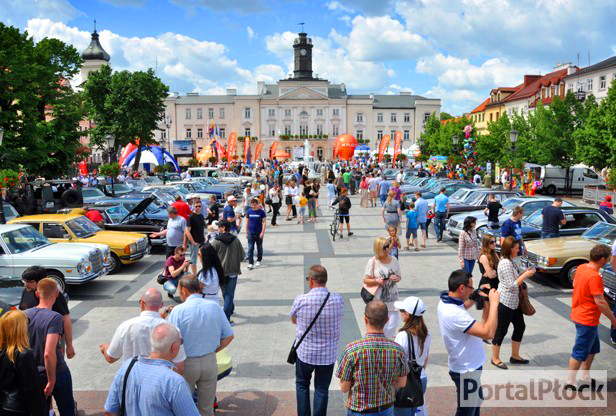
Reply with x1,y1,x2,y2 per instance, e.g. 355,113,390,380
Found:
46,271,66,292
559,260,586,288
546,185,556,195
109,253,123,275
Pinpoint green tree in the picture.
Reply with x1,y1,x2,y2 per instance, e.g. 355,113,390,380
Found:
83,66,169,171
440,112,453,121
0,23,85,177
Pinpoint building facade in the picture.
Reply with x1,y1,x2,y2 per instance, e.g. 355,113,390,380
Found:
159,32,441,163
563,56,616,104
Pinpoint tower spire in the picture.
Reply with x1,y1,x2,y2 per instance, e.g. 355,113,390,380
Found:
94,18,97,32
298,22,305,32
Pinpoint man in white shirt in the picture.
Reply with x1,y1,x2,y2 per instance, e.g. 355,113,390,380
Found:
437,269,499,416
99,288,186,373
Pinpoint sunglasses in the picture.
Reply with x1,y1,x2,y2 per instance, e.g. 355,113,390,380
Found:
464,284,474,290
489,241,496,245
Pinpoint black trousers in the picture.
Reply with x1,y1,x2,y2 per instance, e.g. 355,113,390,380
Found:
271,202,281,225
492,302,525,346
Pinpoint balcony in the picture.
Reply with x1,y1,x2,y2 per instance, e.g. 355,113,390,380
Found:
279,134,329,141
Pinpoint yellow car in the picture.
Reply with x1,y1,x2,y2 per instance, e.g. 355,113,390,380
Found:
9,214,150,274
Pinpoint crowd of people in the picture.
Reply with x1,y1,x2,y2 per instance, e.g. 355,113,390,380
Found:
2,159,616,416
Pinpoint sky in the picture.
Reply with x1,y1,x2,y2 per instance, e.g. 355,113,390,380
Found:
2,0,616,114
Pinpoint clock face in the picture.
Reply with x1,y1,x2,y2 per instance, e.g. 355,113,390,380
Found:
300,49,307,56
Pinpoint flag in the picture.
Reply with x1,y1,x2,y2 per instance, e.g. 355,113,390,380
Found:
211,139,219,161
243,136,250,164
246,144,252,165
393,131,402,163
227,131,237,157
378,134,390,163
270,141,279,158
255,142,263,160
333,136,342,158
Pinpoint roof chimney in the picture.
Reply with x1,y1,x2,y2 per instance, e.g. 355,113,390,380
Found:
226,88,237,96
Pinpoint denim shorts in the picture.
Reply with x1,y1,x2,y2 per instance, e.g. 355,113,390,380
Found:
406,227,418,239
571,323,600,362
418,222,427,231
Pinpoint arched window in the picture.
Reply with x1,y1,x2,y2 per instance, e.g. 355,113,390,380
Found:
317,147,323,160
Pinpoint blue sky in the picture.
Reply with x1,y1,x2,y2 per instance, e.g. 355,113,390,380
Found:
2,0,616,114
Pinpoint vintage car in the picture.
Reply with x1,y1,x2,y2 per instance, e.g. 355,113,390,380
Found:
9,214,150,275
82,187,108,204
87,199,167,246
0,224,111,291
523,222,616,288
2,203,20,222
445,190,525,218
94,196,169,222
599,264,616,306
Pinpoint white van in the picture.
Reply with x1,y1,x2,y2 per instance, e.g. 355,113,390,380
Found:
537,165,605,195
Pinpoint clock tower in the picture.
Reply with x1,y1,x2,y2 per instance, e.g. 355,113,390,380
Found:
293,32,313,80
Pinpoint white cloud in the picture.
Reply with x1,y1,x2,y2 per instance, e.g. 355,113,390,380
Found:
424,85,479,115
170,0,267,14
0,0,79,26
326,1,355,13
329,0,394,15
246,26,256,41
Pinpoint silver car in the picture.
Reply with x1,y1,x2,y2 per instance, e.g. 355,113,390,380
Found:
446,196,575,238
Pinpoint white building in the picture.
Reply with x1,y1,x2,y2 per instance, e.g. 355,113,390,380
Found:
563,56,616,104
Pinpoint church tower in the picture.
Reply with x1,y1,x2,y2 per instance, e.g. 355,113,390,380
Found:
80,22,111,83
293,32,313,80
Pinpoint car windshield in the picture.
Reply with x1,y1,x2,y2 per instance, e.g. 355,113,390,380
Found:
524,209,544,228
225,172,239,178
582,222,616,245
190,182,207,191
83,188,105,197
467,192,489,205
144,176,163,184
3,204,19,220
104,205,131,224
106,184,131,193
502,198,524,210
66,217,100,238
2,227,51,253
450,189,469,200
156,192,176,204
170,186,189,196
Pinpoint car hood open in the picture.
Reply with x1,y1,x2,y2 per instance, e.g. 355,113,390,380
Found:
121,196,156,223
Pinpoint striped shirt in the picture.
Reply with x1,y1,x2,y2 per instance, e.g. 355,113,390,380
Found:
290,287,344,365
336,333,408,412
497,258,522,309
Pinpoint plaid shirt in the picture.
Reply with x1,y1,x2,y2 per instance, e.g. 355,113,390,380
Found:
458,230,480,261
336,334,409,412
497,258,521,309
290,288,344,365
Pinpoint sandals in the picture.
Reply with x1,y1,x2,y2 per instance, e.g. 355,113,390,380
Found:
415,247,419,252
491,359,508,370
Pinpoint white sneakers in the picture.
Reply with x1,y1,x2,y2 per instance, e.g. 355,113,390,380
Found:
255,261,261,267
248,261,261,270
247,264,254,270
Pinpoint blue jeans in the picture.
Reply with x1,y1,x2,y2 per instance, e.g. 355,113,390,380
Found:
571,323,600,362
45,368,75,416
449,366,483,416
612,301,616,340
220,275,238,321
247,233,263,265
163,276,179,295
348,407,394,416
380,194,388,206
541,232,560,239
435,211,447,239
394,376,428,416
295,358,334,416
464,259,476,274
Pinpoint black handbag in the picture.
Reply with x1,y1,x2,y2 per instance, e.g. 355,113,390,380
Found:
156,274,167,285
394,332,425,408
287,293,330,365
360,287,375,304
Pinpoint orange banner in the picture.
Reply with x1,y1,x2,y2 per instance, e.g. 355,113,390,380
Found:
243,136,250,164
270,142,278,158
378,134,391,163
255,142,263,161
227,131,237,157
333,136,342,158
392,131,402,163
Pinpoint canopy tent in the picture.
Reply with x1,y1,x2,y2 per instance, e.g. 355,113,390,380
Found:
272,150,291,159
354,145,371,156
122,146,179,172
404,144,421,158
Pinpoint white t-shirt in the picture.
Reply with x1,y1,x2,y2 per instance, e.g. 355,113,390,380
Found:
269,188,281,204
364,256,401,310
106,311,186,364
394,331,431,378
437,294,485,373
199,268,219,299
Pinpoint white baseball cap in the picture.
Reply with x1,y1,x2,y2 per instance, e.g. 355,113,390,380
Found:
393,296,426,316
227,195,237,202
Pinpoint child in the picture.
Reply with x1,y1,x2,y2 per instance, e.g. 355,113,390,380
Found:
298,196,308,224
405,201,419,251
205,222,219,244
326,179,336,209
386,225,400,259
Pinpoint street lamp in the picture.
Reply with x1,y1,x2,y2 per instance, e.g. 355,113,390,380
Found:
0,126,5,224
106,134,116,197
163,115,172,185
509,128,518,191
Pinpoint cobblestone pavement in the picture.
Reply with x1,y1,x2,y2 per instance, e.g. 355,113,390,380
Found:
63,190,616,415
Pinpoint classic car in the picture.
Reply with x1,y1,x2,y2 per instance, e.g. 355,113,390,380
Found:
599,264,616,305
445,190,525,218
125,178,148,192
184,177,238,194
87,198,167,246
404,180,478,205
399,177,436,195
166,182,222,202
447,196,576,238
143,176,163,186
523,222,616,288
100,183,133,196
3,203,20,222
0,224,111,291
122,191,174,208
82,187,108,204
94,196,169,222
187,168,251,187
9,214,150,274
480,207,616,251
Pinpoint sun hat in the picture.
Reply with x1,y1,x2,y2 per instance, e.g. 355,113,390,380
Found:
393,296,426,316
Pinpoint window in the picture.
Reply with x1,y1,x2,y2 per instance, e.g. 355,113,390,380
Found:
208,108,214,119
300,124,308,136
390,130,396,139
490,113,493,122
316,108,323,117
43,223,67,239
496,111,500,120
423,112,430,122
244,128,251,137
356,130,363,139
562,213,603,229
197,108,203,119
219,108,225,119
377,113,383,123
332,108,339,117
550,86,555,97
186,128,192,138
197,128,203,138
356,112,364,123
269,125,275,136
587,78,593,91
599,75,607,90
404,113,410,122
391,113,397,122
185,108,191,119
403,130,410,141
332,125,339,136
219,128,226,138
317,147,323,159
285,109,292,117
268,108,275,117
568,83,574,92
316,125,323,135
161,130,167,140
284,124,291,135
377,130,383,140
244,108,251,119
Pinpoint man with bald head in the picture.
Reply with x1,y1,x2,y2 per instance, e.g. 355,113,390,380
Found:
104,323,199,415
100,288,186,373
336,300,408,415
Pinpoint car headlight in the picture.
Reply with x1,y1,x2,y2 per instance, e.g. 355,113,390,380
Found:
104,248,111,263
124,244,137,254
539,257,557,267
77,261,91,275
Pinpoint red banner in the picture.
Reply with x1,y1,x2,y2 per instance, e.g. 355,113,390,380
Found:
378,134,391,163
243,136,250,164
255,142,263,161
227,131,237,158
270,142,278,158
333,136,341,158
392,131,402,164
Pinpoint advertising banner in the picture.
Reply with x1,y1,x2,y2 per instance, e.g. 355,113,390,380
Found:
227,131,237,157
393,131,402,162
243,136,250,164
255,142,263,161
270,141,279,158
378,134,391,163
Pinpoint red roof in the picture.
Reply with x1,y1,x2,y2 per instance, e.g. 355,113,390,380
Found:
471,98,490,114
503,68,570,103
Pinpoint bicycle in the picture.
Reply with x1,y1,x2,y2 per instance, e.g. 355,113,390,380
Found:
330,209,340,241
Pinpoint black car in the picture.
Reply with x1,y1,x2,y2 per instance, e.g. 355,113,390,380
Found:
447,190,525,218
480,207,616,250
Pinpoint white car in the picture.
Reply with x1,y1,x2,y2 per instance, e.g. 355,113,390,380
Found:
0,224,111,291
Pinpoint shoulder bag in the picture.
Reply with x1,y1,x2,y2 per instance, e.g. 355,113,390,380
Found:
518,281,536,316
394,330,425,408
120,357,139,416
360,258,379,304
287,292,330,365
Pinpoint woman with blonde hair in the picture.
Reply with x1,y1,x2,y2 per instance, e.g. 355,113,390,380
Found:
0,310,47,415
477,234,500,326
382,189,402,232
362,237,402,338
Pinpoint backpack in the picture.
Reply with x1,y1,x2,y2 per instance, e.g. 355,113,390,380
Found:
339,196,351,210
